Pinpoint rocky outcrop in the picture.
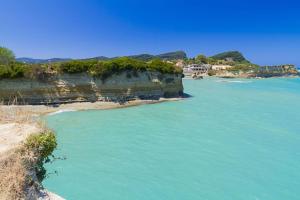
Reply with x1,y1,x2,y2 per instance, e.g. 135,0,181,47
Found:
0,71,183,105
255,65,299,78
211,65,299,78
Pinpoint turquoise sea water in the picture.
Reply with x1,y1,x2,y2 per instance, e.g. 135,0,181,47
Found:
44,78,300,200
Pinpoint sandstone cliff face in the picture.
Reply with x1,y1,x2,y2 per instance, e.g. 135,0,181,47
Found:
0,71,183,105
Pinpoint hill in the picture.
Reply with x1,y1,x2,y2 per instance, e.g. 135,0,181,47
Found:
17,57,72,64
91,51,187,61
157,51,187,60
16,51,187,64
210,51,249,62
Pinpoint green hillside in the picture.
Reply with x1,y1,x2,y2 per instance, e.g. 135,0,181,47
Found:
210,51,248,62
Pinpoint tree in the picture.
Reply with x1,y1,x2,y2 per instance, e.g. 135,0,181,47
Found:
195,54,208,64
0,46,15,65
210,51,248,62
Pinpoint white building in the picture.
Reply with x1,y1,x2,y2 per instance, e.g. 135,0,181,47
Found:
183,64,211,76
211,65,232,70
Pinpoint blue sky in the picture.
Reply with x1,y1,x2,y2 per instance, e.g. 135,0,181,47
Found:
1,0,300,66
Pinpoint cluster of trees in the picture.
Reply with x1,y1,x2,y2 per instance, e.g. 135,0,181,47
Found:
0,47,15,64
59,57,182,80
0,47,182,80
0,47,28,78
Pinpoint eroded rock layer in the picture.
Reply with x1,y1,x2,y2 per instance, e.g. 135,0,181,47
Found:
0,71,183,105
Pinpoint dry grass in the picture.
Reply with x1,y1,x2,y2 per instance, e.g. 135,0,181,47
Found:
0,98,58,199
0,100,45,199
0,150,28,200
0,106,35,124
0,143,46,200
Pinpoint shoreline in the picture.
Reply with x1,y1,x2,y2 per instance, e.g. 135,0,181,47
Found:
0,98,182,199
0,97,182,153
0,98,183,120
183,75,300,80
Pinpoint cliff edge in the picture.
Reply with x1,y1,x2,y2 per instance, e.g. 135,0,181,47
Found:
0,71,183,105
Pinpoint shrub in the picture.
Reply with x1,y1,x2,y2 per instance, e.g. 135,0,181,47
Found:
25,131,57,159
0,65,11,78
147,59,182,74
208,70,217,76
59,60,97,73
0,57,183,80
24,131,57,181
195,54,208,64
89,57,181,80
0,62,27,79
0,46,15,65
227,62,259,72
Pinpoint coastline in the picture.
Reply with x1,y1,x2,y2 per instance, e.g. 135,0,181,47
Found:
0,98,182,119
0,98,182,154
0,98,182,199
183,74,300,80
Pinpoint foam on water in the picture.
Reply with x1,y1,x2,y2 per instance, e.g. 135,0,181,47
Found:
216,79,252,83
47,109,76,116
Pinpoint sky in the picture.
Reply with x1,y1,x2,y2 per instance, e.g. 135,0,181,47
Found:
1,0,300,66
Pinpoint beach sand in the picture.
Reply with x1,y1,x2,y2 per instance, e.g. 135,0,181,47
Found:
0,98,181,153
0,123,39,153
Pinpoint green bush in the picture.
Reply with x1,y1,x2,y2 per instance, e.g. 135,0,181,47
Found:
147,59,182,74
227,62,259,72
0,56,182,80
25,131,57,159
24,131,57,182
59,60,98,73
70,57,182,80
208,70,217,76
0,65,10,78
88,57,146,80
0,62,27,79
0,46,15,65
195,54,208,64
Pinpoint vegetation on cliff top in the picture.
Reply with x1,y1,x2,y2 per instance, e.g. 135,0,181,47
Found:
0,47,182,80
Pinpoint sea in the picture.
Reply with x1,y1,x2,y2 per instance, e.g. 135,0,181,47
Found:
44,77,300,200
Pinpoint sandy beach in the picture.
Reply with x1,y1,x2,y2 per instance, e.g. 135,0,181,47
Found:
0,98,181,153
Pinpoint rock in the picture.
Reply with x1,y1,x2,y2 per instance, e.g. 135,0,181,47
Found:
0,71,183,105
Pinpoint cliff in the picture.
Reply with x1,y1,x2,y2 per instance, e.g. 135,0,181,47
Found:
0,71,183,105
